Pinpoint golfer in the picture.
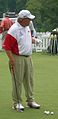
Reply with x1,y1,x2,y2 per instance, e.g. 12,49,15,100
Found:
2,10,40,111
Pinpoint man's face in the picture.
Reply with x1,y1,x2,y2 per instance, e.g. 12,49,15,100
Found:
19,18,31,27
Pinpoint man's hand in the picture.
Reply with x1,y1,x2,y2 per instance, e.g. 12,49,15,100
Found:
9,58,15,73
32,37,42,44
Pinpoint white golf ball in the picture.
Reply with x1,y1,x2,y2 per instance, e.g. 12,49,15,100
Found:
51,112,54,115
44,110,50,115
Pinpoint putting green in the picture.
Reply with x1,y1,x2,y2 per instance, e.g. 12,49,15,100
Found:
0,52,58,119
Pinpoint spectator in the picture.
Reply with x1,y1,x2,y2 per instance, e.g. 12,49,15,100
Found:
0,20,3,50
0,13,13,41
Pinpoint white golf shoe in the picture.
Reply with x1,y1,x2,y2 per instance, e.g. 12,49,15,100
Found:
27,101,40,109
12,103,24,112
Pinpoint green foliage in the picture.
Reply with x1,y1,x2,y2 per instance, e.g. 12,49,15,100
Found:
16,0,27,12
8,0,16,12
26,0,58,31
0,0,58,31
0,0,8,16
39,0,58,31
26,0,42,31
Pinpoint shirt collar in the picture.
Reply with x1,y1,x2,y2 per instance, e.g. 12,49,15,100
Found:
16,21,24,29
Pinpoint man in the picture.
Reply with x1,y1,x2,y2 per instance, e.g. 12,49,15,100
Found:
0,13,13,41
2,10,40,112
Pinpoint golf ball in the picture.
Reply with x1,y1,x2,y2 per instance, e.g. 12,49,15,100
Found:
51,112,54,115
44,110,50,115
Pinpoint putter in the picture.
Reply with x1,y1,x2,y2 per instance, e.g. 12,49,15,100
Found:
12,69,23,112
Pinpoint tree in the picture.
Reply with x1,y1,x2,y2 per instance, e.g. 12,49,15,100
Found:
0,0,9,17
16,0,27,12
26,0,42,31
40,0,58,31
0,0,16,17
26,0,58,31
8,0,16,12
0,0,58,31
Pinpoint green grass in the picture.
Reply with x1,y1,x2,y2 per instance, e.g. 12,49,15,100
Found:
0,52,58,119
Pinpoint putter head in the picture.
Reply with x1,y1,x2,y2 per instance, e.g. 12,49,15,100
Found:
12,103,24,112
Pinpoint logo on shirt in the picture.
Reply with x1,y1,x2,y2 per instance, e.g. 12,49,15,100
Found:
20,31,23,37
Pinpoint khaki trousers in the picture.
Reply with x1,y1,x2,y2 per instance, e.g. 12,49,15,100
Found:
9,54,34,104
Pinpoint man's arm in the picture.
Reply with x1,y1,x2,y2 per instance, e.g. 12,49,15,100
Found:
5,50,15,72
